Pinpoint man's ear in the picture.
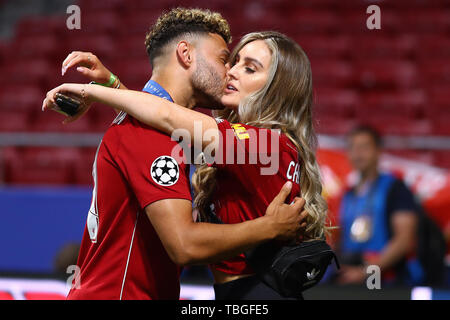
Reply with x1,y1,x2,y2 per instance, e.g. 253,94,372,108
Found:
175,40,194,69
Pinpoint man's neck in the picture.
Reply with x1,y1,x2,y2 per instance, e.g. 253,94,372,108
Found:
150,71,196,109
356,166,379,193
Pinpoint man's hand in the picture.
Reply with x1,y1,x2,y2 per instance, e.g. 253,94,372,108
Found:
62,51,112,84
337,265,367,285
264,181,307,241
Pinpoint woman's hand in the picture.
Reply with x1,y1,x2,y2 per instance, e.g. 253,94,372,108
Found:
42,83,93,124
62,51,112,84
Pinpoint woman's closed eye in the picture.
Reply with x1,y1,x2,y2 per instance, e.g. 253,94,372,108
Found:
245,67,256,73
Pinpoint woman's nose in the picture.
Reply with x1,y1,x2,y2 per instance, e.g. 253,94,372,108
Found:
227,64,238,80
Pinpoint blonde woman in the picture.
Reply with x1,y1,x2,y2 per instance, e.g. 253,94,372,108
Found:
44,31,329,299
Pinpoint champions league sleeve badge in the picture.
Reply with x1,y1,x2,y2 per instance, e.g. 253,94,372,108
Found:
150,156,180,186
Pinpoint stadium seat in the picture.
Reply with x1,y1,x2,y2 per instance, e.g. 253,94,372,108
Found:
31,109,95,133
111,59,152,88
79,0,126,11
80,11,121,35
420,60,450,88
400,10,450,33
72,147,98,185
112,35,148,60
431,116,450,136
426,87,450,119
119,11,162,35
296,35,350,59
10,35,59,59
310,59,355,88
359,90,427,120
355,60,418,90
15,16,64,38
288,10,340,35
5,147,78,185
2,59,51,87
0,85,42,111
315,115,358,135
416,36,450,60
64,34,117,59
0,110,31,132
364,117,432,136
351,35,416,60
314,88,360,118
434,150,450,169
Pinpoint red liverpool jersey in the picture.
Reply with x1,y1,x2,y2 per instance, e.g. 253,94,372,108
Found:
210,119,301,275
67,112,191,300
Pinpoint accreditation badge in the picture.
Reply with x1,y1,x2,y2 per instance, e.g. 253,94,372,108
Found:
350,215,373,243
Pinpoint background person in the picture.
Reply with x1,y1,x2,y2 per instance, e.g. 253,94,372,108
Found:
337,125,423,286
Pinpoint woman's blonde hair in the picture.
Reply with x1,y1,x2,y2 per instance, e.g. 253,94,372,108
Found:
193,31,330,239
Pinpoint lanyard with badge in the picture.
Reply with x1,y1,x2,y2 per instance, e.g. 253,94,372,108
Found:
349,176,380,243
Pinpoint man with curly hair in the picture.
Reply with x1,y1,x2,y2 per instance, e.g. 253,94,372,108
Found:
63,8,306,300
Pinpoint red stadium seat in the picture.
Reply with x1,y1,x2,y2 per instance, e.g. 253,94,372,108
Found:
364,117,432,136
359,91,427,120
0,110,31,132
79,0,125,11
31,109,96,133
310,60,355,88
315,115,358,135
297,35,350,59
64,34,117,59
0,85,42,111
351,35,416,60
281,0,339,10
314,88,360,118
400,10,450,33
355,60,418,90
419,60,450,88
434,151,450,169
80,11,121,34
10,35,59,59
112,35,148,59
15,16,65,38
111,58,152,88
2,59,51,87
288,10,340,35
426,87,450,120
416,36,450,60
73,147,98,185
119,11,162,35
431,116,450,135
5,147,78,185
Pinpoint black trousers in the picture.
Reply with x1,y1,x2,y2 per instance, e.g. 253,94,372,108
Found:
213,275,302,300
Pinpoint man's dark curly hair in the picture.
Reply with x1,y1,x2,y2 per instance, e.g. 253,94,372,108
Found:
144,8,232,66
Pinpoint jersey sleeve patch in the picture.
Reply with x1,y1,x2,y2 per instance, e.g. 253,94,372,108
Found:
150,155,180,186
